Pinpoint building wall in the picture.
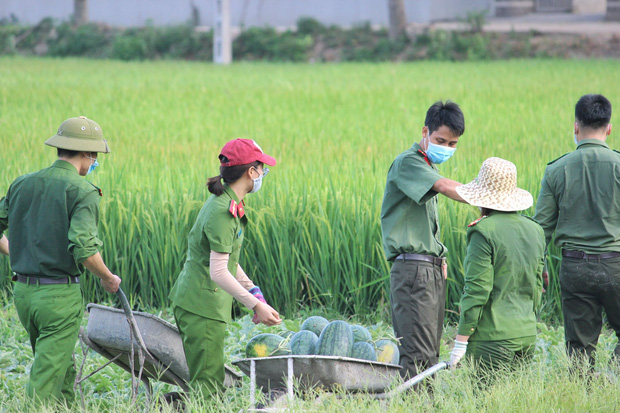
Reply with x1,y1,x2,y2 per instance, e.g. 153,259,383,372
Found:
1,0,491,27
572,0,607,13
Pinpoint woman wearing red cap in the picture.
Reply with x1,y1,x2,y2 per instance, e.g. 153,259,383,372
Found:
169,138,281,399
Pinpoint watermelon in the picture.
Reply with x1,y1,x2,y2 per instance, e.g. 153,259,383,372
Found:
351,325,372,343
316,320,354,357
375,340,399,364
351,342,377,361
301,316,329,337
246,333,291,358
290,330,319,355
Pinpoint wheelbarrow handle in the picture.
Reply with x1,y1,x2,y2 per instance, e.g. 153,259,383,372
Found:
374,361,448,399
115,287,151,356
116,287,133,320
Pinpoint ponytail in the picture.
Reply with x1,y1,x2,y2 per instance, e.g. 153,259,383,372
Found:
207,174,225,195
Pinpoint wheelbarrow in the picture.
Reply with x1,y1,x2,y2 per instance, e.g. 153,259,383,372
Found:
233,354,447,409
76,288,242,402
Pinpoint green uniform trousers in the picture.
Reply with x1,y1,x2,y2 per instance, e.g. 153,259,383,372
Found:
466,336,536,370
560,256,620,365
173,305,227,398
390,259,446,379
13,281,82,403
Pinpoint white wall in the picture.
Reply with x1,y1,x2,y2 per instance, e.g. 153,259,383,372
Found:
572,0,607,13
1,0,492,27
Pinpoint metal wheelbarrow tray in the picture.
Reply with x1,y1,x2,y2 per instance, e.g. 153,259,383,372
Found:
233,355,447,408
233,355,402,393
81,303,241,391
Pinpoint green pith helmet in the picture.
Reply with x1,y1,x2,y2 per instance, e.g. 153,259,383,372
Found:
45,116,111,153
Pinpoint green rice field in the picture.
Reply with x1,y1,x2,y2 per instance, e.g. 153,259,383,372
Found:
0,57,619,411
2,57,619,320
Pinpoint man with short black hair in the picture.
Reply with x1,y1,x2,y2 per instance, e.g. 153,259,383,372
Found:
381,100,466,380
0,116,121,403
534,94,620,366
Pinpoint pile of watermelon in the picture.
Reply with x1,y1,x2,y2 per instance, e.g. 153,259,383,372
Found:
245,316,399,364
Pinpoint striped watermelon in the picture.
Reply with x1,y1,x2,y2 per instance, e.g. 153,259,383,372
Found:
246,333,291,358
301,316,329,337
316,320,354,357
375,339,399,364
351,325,372,343
351,342,377,361
290,330,319,355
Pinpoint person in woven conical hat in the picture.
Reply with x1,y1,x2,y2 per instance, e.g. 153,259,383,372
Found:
0,116,121,404
449,157,545,372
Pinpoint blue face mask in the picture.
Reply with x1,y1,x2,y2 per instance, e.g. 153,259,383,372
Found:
574,134,579,145
425,140,456,164
86,155,99,175
249,167,269,193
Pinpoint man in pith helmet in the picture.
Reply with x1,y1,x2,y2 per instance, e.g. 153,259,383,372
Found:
0,116,121,404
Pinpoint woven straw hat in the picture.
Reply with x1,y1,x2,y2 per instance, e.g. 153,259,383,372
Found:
456,157,533,212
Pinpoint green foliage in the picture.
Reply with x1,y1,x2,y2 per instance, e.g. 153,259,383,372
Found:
48,23,111,57
111,35,148,61
296,17,325,36
234,27,311,62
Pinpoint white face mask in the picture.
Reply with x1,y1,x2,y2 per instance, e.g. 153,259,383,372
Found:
574,133,578,145
249,167,269,194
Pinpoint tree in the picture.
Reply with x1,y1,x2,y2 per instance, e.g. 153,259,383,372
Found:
388,0,407,40
74,0,88,26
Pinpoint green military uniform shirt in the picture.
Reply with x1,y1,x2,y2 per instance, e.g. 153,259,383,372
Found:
169,185,246,324
457,211,545,340
381,142,446,261
0,160,102,278
534,139,620,253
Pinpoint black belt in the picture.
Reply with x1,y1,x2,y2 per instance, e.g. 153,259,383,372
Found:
395,253,445,266
562,250,620,260
13,274,80,285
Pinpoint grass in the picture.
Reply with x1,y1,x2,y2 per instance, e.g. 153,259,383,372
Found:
1,294,618,412
2,57,619,322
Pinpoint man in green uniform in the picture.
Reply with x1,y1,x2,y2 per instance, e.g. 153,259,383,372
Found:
534,94,620,366
381,101,466,379
0,116,121,404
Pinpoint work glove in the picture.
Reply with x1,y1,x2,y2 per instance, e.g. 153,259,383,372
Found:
250,286,268,324
449,340,468,368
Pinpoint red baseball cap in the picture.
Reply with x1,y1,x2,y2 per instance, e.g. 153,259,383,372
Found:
219,139,277,167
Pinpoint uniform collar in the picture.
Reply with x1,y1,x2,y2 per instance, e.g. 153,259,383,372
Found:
576,138,609,150
222,184,241,204
411,142,432,166
52,159,80,174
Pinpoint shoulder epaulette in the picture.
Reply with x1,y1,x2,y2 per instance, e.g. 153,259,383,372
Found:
88,181,103,197
521,215,540,225
468,216,488,227
547,153,569,165
613,149,620,155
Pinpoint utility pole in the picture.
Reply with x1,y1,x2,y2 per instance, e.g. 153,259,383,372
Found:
388,0,407,40
74,0,88,26
214,0,232,64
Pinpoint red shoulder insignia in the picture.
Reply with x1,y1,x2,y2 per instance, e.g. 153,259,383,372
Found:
237,200,245,218
417,149,431,166
468,216,488,227
229,200,238,218
88,181,103,196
